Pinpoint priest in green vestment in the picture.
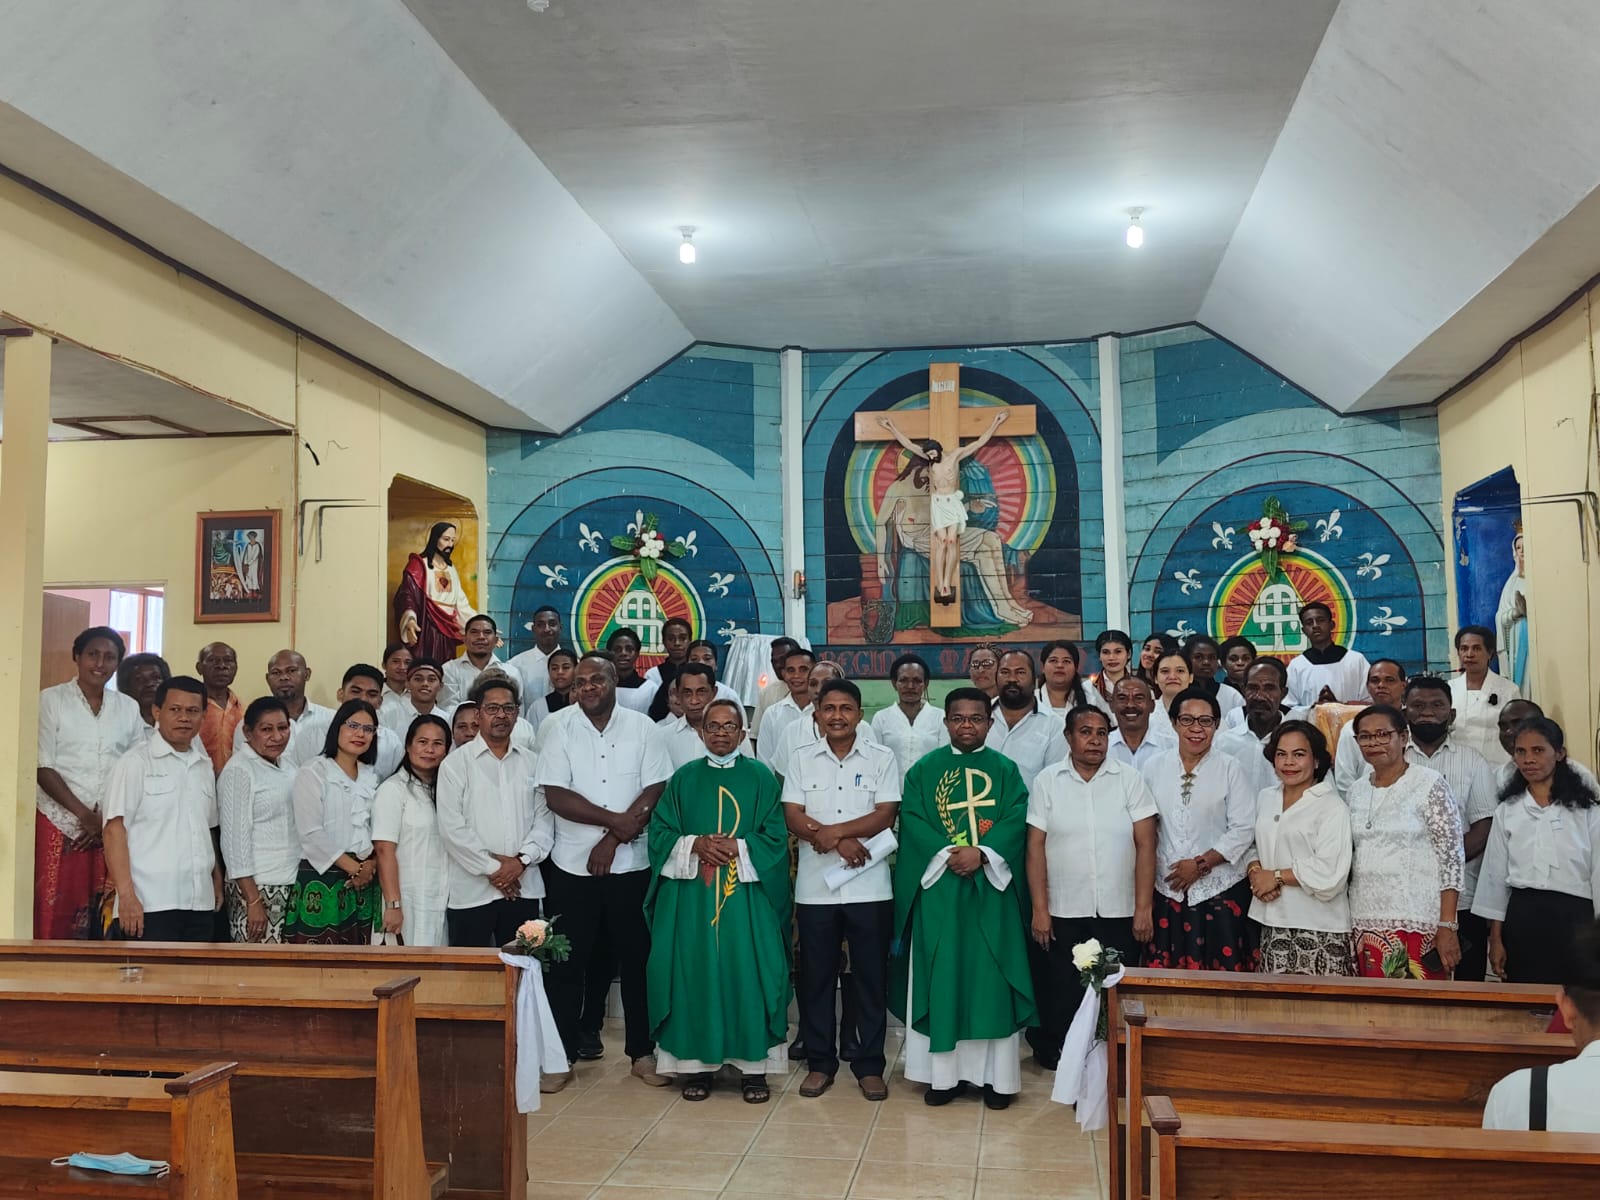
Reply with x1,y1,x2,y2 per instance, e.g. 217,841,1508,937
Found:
891,686,1036,1108
645,697,793,1103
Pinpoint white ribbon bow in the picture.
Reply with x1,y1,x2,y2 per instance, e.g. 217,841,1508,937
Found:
1049,964,1126,1129
498,952,572,1113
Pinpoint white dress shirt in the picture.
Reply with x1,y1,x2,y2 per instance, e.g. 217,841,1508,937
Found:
1286,648,1372,708
781,736,900,905
1107,725,1176,770
290,756,377,873
658,715,753,770
217,744,299,886
35,680,146,838
985,708,1068,783
1027,758,1157,918
614,679,659,714
1483,1042,1600,1132
871,702,950,780
1249,780,1353,932
289,709,403,778
1222,702,1309,733
379,687,412,728
1215,726,1278,800
1346,765,1464,932
1472,791,1600,922
749,677,791,739
1405,736,1498,907
371,771,451,945
1140,748,1257,904
102,731,218,915
232,701,333,754
755,693,807,770
536,705,671,876
440,654,517,708
1449,671,1521,766
436,736,552,907
505,647,551,713
767,709,883,780
1333,719,1368,797
379,701,449,741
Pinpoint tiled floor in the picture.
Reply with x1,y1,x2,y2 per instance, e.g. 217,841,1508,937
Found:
525,1025,1108,1199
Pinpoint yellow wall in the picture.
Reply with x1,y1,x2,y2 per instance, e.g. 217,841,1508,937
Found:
1438,288,1600,767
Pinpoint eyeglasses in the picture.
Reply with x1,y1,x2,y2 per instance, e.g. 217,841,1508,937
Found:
703,721,743,735
343,721,377,736
1174,715,1216,729
946,714,990,726
479,703,518,716
1356,729,1401,745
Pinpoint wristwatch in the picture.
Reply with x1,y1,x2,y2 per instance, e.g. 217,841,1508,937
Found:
1273,869,1284,887
517,852,532,867
385,899,403,910
1437,919,1459,931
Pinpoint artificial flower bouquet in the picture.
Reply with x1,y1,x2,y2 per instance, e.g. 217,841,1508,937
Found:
1073,938,1126,1042
509,918,572,970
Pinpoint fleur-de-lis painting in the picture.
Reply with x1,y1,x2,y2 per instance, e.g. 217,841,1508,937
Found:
707,571,734,597
717,619,749,640
576,523,603,553
1369,607,1408,635
625,509,645,536
1167,619,1195,641
538,564,569,588
673,530,698,557
1356,552,1390,580
1316,509,1343,542
1174,568,1202,595
1211,522,1235,551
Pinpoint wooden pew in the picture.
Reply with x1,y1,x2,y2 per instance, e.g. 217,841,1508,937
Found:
0,973,437,1199
1122,998,1574,1199
0,941,522,1199
1145,1095,1600,1199
0,1061,238,1199
1105,968,1560,1200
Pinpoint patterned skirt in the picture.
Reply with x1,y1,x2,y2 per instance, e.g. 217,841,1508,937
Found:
284,862,378,945
33,812,107,940
225,881,295,944
1259,926,1352,976
1352,927,1445,980
1144,878,1258,971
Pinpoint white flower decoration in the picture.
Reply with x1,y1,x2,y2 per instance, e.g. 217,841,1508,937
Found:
1072,938,1104,971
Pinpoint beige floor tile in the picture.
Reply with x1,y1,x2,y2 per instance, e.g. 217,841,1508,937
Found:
870,1102,984,1132
663,1087,777,1122
751,1121,871,1159
566,1086,680,1120
975,1167,1101,1199
522,1183,595,1200
542,1115,657,1151
863,1128,980,1167
976,1130,1095,1168
635,1117,762,1156
725,1154,860,1197
590,1189,720,1199
604,1149,742,1191
766,1092,883,1126
848,1160,978,1200
532,1085,583,1115
525,1114,558,1141
527,1144,628,1185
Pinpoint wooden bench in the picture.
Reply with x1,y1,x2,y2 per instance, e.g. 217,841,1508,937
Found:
1105,968,1560,1200
0,1061,238,1199
1122,998,1575,1198
1145,1095,1600,1199
0,972,439,1199
0,941,523,1199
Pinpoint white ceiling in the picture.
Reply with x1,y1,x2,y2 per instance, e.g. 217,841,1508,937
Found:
3,1,1600,426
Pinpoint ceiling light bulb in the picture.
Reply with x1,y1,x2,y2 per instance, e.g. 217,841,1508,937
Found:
1125,207,1146,249
678,227,697,265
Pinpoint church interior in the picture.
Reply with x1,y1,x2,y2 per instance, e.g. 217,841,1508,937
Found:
3,2,1600,1197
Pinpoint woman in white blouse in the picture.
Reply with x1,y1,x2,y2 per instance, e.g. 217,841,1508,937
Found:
1474,717,1600,984
373,714,452,946
1346,705,1464,979
285,699,381,944
1088,630,1134,716
1148,651,1191,737
1036,640,1098,721
1246,721,1353,975
1448,625,1521,766
217,697,297,942
871,653,949,778
1138,687,1258,970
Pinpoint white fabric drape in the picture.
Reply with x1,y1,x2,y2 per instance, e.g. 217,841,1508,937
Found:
1050,964,1126,1129
497,952,572,1113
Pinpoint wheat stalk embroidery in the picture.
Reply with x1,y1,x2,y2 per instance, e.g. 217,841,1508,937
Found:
933,769,968,846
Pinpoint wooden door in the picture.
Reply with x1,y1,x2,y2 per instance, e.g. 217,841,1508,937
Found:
40,593,91,689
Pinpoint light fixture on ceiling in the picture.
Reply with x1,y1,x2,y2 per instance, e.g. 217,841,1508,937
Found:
678,226,697,265
1125,207,1146,249
527,0,550,12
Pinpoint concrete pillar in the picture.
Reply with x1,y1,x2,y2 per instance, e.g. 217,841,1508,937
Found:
0,330,50,937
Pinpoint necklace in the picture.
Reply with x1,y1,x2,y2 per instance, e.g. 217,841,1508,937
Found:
1364,773,1402,829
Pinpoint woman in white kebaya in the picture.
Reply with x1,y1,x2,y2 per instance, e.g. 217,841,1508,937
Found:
372,714,452,946
870,653,948,779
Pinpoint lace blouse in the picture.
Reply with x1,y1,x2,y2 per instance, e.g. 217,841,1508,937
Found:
1346,763,1463,932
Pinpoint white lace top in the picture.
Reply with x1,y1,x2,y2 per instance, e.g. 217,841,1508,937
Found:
1346,763,1463,932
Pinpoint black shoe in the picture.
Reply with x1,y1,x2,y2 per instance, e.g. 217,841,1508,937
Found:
788,1035,808,1061
982,1085,1013,1110
923,1082,968,1107
576,1031,605,1061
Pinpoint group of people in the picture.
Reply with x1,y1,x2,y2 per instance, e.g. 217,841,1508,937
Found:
29,599,1600,1110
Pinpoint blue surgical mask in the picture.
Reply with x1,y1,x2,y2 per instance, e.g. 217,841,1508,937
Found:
53,1152,169,1177
706,749,741,767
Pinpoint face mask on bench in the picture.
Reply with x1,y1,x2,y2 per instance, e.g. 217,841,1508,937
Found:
53,1152,170,1177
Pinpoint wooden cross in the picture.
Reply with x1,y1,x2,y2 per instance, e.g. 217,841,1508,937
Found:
945,767,997,845
853,363,1037,626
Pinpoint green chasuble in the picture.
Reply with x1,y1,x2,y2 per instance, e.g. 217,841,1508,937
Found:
890,745,1036,1051
645,756,792,1064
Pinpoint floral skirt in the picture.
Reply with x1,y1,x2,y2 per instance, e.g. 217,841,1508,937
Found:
1352,926,1444,980
33,813,107,940
1144,878,1258,971
1259,926,1352,976
225,881,295,944
284,861,378,945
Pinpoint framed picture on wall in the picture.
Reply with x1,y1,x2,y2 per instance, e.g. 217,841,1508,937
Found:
195,509,280,623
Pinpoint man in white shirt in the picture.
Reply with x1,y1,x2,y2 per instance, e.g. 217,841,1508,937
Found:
378,642,413,728
441,614,515,707
659,665,749,769
380,658,451,739
1286,602,1372,707
986,650,1068,781
782,679,901,1102
232,649,333,755
755,647,818,772
506,605,564,717
1216,659,1295,798
102,676,222,942
538,652,673,1087
1449,624,1522,766
288,664,404,777
1106,676,1175,769
1483,919,1600,1131
1333,658,1409,794
1402,675,1499,981
436,675,553,949
749,637,801,741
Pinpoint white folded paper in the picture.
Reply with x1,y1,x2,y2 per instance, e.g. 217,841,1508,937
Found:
822,828,898,890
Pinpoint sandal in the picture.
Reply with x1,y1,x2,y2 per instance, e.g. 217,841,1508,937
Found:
741,1074,771,1104
681,1073,713,1101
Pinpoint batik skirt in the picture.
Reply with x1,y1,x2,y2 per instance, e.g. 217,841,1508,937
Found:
225,880,295,944
1352,927,1446,980
1259,926,1352,976
283,861,378,945
33,812,107,940
1144,878,1258,971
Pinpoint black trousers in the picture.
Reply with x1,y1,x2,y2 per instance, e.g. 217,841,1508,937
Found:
447,897,542,948
115,909,216,943
795,900,893,1080
1456,908,1490,982
1503,888,1593,985
543,862,653,1062
1032,915,1139,1066
580,927,616,1038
